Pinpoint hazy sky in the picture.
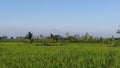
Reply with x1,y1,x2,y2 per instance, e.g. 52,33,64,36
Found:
0,0,120,37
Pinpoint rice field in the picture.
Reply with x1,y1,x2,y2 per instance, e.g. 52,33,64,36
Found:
0,42,120,68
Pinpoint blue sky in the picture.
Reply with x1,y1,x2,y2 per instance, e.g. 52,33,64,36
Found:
0,0,120,37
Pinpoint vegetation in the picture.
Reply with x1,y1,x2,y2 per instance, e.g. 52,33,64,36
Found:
0,42,120,68
0,26,120,68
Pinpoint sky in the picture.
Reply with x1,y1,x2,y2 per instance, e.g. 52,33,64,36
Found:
0,0,120,37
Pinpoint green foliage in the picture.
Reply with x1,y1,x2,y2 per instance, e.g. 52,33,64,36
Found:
24,32,33,44
81,32,93,41
103,37,120,47
0,42,120,68
26,32,33,39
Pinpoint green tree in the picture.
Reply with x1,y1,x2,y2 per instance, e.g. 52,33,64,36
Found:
50,34,58,42
25,32,33,44
26,32,33,39
10,37,14,39
82,32,93,41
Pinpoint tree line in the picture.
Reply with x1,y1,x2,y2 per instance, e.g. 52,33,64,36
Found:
0,25,120,47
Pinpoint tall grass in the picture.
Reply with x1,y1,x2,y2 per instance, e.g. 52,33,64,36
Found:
0,42,120,68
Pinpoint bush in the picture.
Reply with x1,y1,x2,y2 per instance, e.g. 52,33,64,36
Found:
103,38,120,47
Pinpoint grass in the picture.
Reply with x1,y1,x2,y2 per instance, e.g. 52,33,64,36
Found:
0,42,120,68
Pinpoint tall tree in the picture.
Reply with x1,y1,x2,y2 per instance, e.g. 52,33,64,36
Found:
26,32,33,40
25,32,33,44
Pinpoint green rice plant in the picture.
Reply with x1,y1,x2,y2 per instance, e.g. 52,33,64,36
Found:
0,42,120,68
